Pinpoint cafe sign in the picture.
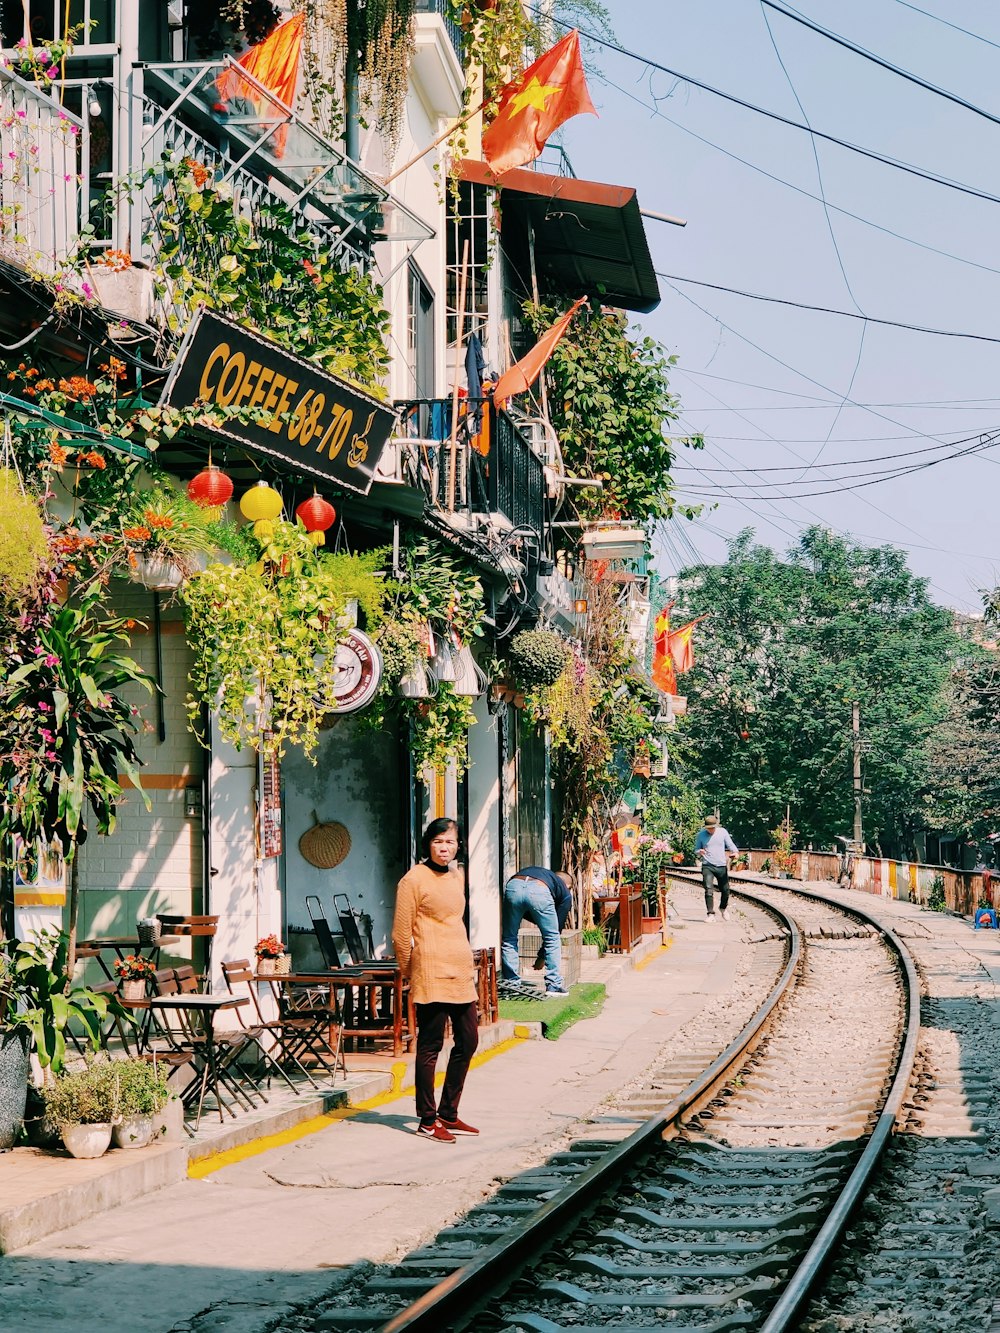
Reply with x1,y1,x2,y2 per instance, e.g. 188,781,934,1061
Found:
160,309,397,497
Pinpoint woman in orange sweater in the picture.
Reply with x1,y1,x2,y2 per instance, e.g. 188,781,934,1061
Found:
392,817,479,1143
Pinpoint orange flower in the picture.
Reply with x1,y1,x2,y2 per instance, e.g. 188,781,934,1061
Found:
98,356,126,381
58,376,97,401
144,511,174,530
48,441,69,466
184,158,210,187
97,249,133,272
84,451,106,469
123,525,151,541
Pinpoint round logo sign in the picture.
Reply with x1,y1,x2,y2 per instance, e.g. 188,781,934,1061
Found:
314,629,383,715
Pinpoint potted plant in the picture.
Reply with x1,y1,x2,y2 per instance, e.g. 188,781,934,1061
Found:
506,629,569,692
255,934,288,976
114,954,156,1002
0,931,123,1147
44,1061,120,1158
110,1058,169,1150
118,485,221,589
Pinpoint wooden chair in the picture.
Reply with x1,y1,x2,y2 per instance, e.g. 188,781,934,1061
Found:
220,959,321,1090
156,915,219,985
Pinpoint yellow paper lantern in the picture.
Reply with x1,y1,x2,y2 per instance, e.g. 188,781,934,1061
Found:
239,481,283,522
253,519,276,541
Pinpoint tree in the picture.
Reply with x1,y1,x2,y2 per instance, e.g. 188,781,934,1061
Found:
674,528,958,854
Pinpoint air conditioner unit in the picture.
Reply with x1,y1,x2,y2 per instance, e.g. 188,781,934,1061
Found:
649,746,669,778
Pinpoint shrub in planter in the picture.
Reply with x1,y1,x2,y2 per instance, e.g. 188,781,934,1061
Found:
45,1061,120,1158
111,1058,169,1149
507,629,569,690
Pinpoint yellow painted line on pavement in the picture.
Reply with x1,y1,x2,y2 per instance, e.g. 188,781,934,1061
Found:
188,1035,527,1178
635,942,672,971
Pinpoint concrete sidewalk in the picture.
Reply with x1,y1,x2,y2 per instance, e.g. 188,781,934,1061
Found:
0,891,744,1333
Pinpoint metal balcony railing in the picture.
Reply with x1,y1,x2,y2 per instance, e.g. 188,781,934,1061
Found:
414,0,465,66
392,398,544,540
131,59,433,329
0,68,84,277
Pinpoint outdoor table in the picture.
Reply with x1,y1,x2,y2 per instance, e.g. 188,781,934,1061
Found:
147,993,248,1129
261,969,412,1058
77,935,181,981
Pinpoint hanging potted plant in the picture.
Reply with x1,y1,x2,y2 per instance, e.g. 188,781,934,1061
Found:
117,485,222,590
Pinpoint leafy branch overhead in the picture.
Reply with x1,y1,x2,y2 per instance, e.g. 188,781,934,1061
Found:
525,301,703,522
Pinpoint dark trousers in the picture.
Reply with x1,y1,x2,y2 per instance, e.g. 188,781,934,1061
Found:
702,863,730,913
415,1000,479,1126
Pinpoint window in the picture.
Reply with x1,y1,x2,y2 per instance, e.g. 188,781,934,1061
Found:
406,262,434,400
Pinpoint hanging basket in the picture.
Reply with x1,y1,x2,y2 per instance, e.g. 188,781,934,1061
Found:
129,554,184,591
452,644,490,697
397,658,439,699
429,639,457,683
299,813,352,870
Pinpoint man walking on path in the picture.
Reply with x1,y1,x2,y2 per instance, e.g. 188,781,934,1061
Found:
501,866,574,997
694,814,738,922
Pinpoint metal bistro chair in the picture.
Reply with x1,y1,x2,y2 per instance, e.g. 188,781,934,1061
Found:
156,915,219,987
306,896,413,1056
221,959,326,1091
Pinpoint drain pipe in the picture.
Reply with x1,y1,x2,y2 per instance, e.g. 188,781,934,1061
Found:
345,47,360,162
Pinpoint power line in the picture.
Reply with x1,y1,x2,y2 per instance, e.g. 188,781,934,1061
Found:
592,69,1000,282
670,427,993,473
761,0,1000,131
539,9,1000,206
655,271,1000,345
888,0,1000,54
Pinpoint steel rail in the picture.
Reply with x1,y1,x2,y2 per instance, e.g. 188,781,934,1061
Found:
376,888,802,1333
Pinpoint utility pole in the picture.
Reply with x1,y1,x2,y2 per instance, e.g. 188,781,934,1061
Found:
852,699,863,847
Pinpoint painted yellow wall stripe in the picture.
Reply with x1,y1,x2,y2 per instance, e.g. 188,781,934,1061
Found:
188,1035,527,1178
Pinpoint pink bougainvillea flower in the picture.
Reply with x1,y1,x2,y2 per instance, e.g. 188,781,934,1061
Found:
43,654,58,667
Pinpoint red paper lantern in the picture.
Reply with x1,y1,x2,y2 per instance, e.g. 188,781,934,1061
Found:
296,495,336,545
187,465,233,509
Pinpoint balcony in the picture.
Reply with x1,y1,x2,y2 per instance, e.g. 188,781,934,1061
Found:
389,398,545,544
0,69,83,277
414,0,465,66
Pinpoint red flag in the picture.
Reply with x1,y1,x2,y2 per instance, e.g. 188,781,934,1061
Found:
651,603,677,695
492,297,586,407
215,15,304,158
482,30,597,177
668,615,709,674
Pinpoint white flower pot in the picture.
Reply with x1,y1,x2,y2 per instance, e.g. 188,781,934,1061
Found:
112,1114,154,1150
129,555,184,592
61,1121,112,1159
121,979,147,1002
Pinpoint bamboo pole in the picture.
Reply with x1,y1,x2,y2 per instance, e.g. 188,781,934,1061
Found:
448,238,470,514
382,92,501,187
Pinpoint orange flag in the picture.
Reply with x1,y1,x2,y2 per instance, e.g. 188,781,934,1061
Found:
668,615,709,675
482,30,597,177
215,14,304,158
492,296,587,407
651,603,677,695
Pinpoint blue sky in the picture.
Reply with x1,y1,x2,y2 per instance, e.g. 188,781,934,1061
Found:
551,0,1000,611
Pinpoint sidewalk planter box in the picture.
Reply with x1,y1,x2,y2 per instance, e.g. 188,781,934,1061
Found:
517,927,582,988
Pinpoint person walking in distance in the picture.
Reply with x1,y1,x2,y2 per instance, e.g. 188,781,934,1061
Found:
392,818,479,1144
500,866,574,997
694,814,738,922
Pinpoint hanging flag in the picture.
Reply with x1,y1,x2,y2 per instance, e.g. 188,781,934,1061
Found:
482,30,597,177
651,603,677,695
668,615,709,675
215,14,304,158
492,296,587,407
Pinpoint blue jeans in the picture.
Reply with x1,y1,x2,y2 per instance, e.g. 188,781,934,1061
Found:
501,876,565,992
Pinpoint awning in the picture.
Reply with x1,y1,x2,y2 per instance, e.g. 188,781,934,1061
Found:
459,160,660,313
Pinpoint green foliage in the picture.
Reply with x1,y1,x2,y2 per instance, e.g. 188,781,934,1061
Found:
0,932,122,1076
0,470,48,606
0,586,152,853
402,531,484,642
674,527,959,854
507,629,569,690
498,982,607,1039
152,157,390,391
43,1059,122,1125
526,301,701,523
181,527,391,758
581,924,608,953
404,682,477,777
111,1058,169,1117
928,873,947,912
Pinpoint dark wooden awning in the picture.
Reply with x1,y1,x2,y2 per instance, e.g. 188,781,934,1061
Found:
459,160,660,313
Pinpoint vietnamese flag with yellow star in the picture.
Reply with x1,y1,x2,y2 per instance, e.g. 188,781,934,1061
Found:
482,30,596,177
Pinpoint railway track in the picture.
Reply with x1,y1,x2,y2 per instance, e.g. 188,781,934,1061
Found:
304,881,918,1333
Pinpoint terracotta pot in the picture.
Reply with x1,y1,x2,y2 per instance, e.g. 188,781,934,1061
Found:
640,916,662,935
61,1121,112,1159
